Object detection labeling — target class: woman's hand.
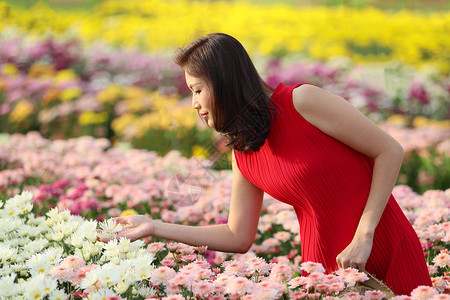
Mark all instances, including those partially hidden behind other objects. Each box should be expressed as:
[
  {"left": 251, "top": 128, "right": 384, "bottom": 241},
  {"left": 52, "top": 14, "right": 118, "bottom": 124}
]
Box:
[
  {"left": 336, "top": 233, "right": 374, "bottom": 271},
  {"left": 100, "top": 215, "right": 155, "bottom": 242}
]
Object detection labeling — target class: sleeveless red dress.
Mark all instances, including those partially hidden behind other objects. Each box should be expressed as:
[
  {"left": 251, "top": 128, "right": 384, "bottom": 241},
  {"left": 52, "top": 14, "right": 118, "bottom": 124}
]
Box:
[{"left": 234, "top": 83, "right": 432, "bottom": 295}]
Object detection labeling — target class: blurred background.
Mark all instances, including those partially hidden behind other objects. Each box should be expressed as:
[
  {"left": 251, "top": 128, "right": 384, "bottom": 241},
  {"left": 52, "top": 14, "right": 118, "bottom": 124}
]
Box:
[{"left": 0, "top": 0, "right": 449, "bottom": 193}]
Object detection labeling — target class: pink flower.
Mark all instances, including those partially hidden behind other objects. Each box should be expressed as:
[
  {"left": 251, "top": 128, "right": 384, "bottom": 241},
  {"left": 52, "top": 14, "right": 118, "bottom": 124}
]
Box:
[
  {"left": 225, "top": 276, "right": 254, "bottom": 295},
  {"left": 432, "top": 295, "right": 450, "bottom": 300},
  {"left": 49, "top": 265, "right": 75, "bottom": 282},
  {"left": 432, "top": 252, "right": 450, "bottom": 268},
  {"left": 147, "top": 242, "right": 166, "bottom": 254},
  {"left": 316, "top": 283, "right": 331, "bottom": 293},
  {"left": 270, "top": 264, "right": 293, "bottom": 281},
  {"left": 214, "top": 273, "right": 233, "bottom": 287},
  {"left": 363, "top": 290, "right": 386, "bottom": 300},
  {"left": 192, "top": 281, "right": 214, "bottom": 298},
  {"left": 61, "top": 256, "right": 85, "bottom": 269},
  {"left": 222, "top": 260, "right": 249, "bottom": 277},
  {"left": 290, "top": 291, "right": 308, "bottom": 299},
  {"left": 305, "top": 272, "right": 325, "bottom": 289},
  {"left": 169, "top": 273, "right": 194, "bottom": 288},
  {"left": 105, "top": 296, "right": 122, "bottom": 300},
  {"left": 71, "top": 264, "right": 97, "bottom": 286},
  {"left": 150, "top": 267, "right": 176, "bottom": 285},
  {"left": 289, "top": 276, "right": 307, "bottom": 289},
  {"left": 161, "top": 256, "right": 176, "bottom": 268},
  {"left": 162, "top": 295, "right": 184, "bottom": 300},
  {"left": 301, "top": 262, "right": 326, "bottom": 274},
  {"left": 329, "top": 282, "right": 345, "bottom": 293},
  {"left": 274, "top": 231, "right": 292, "bottom": 242},
  {"left": 247, "top": 257, "right": 270, "bottom": 276},
  {"left": 341, "top": 292, "right": 363, "bottom": 300},
  {"left": 410, "top": 285, "right": 439, "bottom": 300}
]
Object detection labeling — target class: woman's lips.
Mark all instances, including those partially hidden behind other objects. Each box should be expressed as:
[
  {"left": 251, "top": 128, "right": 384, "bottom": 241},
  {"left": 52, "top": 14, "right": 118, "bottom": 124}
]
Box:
[{"left": 200, "top": 113, "right": 208, "bottom": 119}]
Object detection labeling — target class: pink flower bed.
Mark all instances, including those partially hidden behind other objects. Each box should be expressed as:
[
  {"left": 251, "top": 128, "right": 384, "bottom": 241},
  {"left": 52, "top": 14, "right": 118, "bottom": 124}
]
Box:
[{"left": 0, "top": 132, "right": 449, "bottom": 298}]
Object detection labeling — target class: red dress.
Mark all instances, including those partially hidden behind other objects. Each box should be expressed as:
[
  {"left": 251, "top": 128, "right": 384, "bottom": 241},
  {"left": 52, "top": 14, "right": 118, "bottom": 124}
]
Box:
[{"left": 234, "top": 83, "right": 432, "bottom": 295}]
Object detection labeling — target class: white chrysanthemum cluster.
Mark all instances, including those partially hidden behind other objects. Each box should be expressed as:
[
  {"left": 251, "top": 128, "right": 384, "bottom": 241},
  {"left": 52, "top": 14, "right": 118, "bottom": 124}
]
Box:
[{"left": 0, "top": 191, "right": 156, "bottom": 299}]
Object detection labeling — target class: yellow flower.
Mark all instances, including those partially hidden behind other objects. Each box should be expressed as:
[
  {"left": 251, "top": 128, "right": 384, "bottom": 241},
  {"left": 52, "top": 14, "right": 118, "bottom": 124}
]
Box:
[
  {"left": 192, "top": 145, "right": 209, "bottom": 158},
  {"left": 9, "top": 100, "right": 34, "bottom": 123},
  {"left": 55, "top": 69, "right": 78, "bottom": 83},
  {"left": 28, "top": 63, "right": 55, "bottom": 78},
  {"left": 386, "top": 114, "right": 410, "bottom": 126},
  {"left": 1, "top": 63, "right": 18, "bottom": 76},
  {"left": 412, "top": 116, "right": 430, "bottom": 128},
  {"left": 120, "top": 209, "right": 138, "bottom": 217},
  {"left": 97, "top": 85, "right": 122, "bottom": 104},
  {"left": 42, "top": 88, "right": 61, "bottom": 105},
  {"left": 78, "top": 111, "right": 109, "bottom": 126},
  {"left": 60, "top": 86, "right": 82, "bottom": 102}
]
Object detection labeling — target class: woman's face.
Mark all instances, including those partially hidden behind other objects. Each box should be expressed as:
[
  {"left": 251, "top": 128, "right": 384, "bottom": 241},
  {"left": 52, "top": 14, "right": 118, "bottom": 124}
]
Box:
[{"left": 185, "top": 72, "right": 214, "bottom": 128}]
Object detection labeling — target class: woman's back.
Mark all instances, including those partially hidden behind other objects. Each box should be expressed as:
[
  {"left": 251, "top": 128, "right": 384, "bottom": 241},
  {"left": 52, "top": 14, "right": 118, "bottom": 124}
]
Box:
[{"left": 234, "top": 82, "right": 432, "bottom": 295}]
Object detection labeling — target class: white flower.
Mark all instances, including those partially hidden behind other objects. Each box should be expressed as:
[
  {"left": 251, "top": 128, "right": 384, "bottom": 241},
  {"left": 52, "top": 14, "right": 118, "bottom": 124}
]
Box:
[
  {"left": 25, "top": 250, "right": 62, "bottom": 276},
  {"left": 0, "top": 244, "right": 18, "bottom": 263},
  {"left": 21, "top": 274, "right": 53, "bottom": 300},
  {"left": 74, "top": 220, "right": 98, "bottom": 243},
  {"left": 87, "top": 288, "right": 121, "bottom": 300},
  {"left": 97, "top": 264, "right": 123, "bottom": 288},
  {"left": 23, "top": 239, "right": 49, "bottom": 255},
  {"left": 0, "top": 274, "right": 20, "bottom": 297},
  {"left": 80, "top": 268, "right": 100, "bottom": 289},
  {"left": 49, "top": 288, "right": 68, "bottom": 300},
  {"left": 1, "top": 191, "right": 33, "bottom": 218},
  {"left": 100, "top": 219, "right": 123, "bottom": 234}
]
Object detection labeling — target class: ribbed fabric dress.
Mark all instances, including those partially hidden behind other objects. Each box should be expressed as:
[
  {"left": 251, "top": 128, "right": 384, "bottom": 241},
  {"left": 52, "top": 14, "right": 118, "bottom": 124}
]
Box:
[{"left": 234, "top": 83, "right": 432, "bottom": 296}]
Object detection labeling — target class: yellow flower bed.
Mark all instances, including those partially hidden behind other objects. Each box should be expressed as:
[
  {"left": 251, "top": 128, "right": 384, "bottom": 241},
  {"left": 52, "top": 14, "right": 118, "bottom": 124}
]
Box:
[{"left": 1, "top": 1, "right": 449, "bottom": 71}]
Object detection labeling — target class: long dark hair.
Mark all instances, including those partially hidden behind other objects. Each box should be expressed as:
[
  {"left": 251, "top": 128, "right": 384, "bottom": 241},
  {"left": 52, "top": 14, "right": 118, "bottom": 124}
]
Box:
[{"left": 173, "top": 33, "right": 275, "bottom": 152}]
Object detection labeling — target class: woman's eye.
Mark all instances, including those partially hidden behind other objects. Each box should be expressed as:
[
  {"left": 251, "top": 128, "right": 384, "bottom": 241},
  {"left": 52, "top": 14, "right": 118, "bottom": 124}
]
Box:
[{"left": 194, "top": 90, "right": 201, "bottom": 95}]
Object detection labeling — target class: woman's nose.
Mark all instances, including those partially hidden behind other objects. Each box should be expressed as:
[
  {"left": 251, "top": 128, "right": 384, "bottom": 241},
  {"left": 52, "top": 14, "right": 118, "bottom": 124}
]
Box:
[{"left": 192, "top": 99, "right": 201, "bottom": 109}]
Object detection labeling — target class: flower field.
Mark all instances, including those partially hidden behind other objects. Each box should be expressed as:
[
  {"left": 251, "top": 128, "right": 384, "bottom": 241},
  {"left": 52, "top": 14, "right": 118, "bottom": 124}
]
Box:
[
  {"left": 0, "top": 132, "right": 449, "bottom": 299},
  {"left": 0, "top": 0, "right": 450, "bottom": 299}
]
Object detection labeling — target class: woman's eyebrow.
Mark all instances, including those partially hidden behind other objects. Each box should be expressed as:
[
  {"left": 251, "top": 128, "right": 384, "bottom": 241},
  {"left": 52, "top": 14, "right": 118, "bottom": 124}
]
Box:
[{"left": 189, "top": 82, "right": 201, "bottom": 89}]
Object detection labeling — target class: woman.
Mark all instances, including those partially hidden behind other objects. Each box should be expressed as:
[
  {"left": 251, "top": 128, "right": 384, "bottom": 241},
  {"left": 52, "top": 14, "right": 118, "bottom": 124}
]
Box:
[{"left": 109, "top": 33, "right": 432, "bottom": 295}]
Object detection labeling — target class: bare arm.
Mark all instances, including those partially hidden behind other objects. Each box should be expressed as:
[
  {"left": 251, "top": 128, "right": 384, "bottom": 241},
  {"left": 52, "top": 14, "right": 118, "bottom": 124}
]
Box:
[
  {"left": 292, "top": 84, "right": 404, "bottom": 270},
  {"left": 114, "top": 151, "right": 264, "bottom": 254}
]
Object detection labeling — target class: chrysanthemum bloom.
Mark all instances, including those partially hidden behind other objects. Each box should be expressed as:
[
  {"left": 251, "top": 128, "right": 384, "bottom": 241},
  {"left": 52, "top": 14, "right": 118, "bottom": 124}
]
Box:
[
  {"left": 161, "top": 256, "right": 176, "bottom": 268},
  {"left": 431, "top": 277, "right": 449, "bottom": 292},
  {"left": 341, "top": 292, "right": 363, "bottom": 300},
  {"left": 169, "top": 273, "right": 194, "bottom": 288},
  {"left": 305, "top": 272, "right": 325, "bottom": 289},
  {"left": 410, "top": 285, "right": 439, "bottom": 300},
  {"left": 147, "top": 242, "right": 166, "bottom": 254},
  {"left": 290, "top": 291, "right": 308, "bottom": 300},
  {"left": 390, "top": 296, "right": 412, "bottom": 300},
  {"left": 214, "top": 273, "right": 233, "bottom": 287},
  {"left": 247, "top": 256, "right": 270, "bottom": 276},
  {"left": 162, "top": 294, "right": 185, "bottom": 300},
  {"left": 192, "top": 281, "right": 214, "bottom": 298},
  {"left": 61, "top": 256, "right": 85, "bottom": 269},
  {"left": 49, "top": 265, "right": 75, "bottom": 282},
  {"left": 316, "top": 283, "right": 331, "bottom": 293},
  {"left": 432, "top": 295, "right": 450, "bottom": 300},
  {"left": 270, "top": 264, "right": 293, "bottom": 281},
  {"left": 222, "top": 260, "right": 249, "bottom": 277},
  {"left": 71, "top": 264, "right": 97, "bottom": 287},
  {"left": 301, "top": 262, "right": 326, "bottom": 274},
  {"left": 288, "top": 276, "right": 307, "bottom": 289},
  {"left": 433, "top": 252, "right": 450, "bottom": 268},
  {"left": 363, "top": 290, "right": 386, "bottom": 300},
  {"left": 150, "top": 266, "right": 176, "bottom": 285},
  {"left": 329, "top": 282, "right": 345, "bottom": 293},
  {"left": 225, "top": 276, "right": 254, "bottom": 295},
  {"left": 274, "top": 231, "right": 292, "bottom": 242}
]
